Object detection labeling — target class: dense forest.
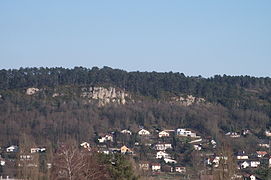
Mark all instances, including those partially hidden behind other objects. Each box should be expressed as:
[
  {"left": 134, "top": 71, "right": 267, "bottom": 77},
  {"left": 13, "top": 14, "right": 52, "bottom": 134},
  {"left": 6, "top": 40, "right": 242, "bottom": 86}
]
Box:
[{"left": 0, "top": 66, "right": 271, "bottom": 147}]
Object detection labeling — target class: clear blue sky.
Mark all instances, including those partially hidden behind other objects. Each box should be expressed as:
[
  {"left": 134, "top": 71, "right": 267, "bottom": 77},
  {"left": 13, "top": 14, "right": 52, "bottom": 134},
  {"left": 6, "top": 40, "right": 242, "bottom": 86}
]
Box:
[{"left": 0, "top": 1, "right": 270, "bottom": 77}]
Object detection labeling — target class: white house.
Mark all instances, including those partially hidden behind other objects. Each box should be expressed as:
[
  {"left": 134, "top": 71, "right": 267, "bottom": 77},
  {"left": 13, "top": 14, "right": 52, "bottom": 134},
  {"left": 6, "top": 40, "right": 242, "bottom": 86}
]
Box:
[
  {"left": 20, "top": 154, "right": 33, "bottom": 161},
  {"left": 250, "top": 175, "right": 256, "bottom": 180},
  {"left": 175, "top": 166, "right": 186, "bottom": 173},
  {"left": 240, "top": 161, "right": 250, "bottom": 169},
  {"left": 225, "top": 132, "right": 240, "bottom": 138},
  {"left": 98, "top": 134, "right": 113, "bottom": 143},
  {"left": 237, "top": 151, "right": 249, "bottom": 160},
  {"left": 210, "top": 156, "right": 228, "bottom": 167},
  {"left": 258, "top": 143, "right": 270, "bottom": 148},
  {"left": 265, "top": 130, "right": 271, "bottom": 137},
  {"left": 193, "top": 144, "right": 202, "bottom": 151},
  {"left": 0, "top": 158, "right": 5, "bottom": 166},
  {"left": 154, "top": 143, "right": 172, "bottom": 151},
  {"left": 80, "top": 142, "right": 91, "bottom": 151},
  {"left": 31, "top": 148, "right": 40, "bottom": 153},
  {"left": 164, "top": 158, "right": 177, "bottom": 164},
  {"left": 176, "top": 128, "right": 198, "bottom": 138},
  {"left": 158, "top": 131, "right": 170, "bottom": 138},
  {"left": 138, "top": 129, "right": 150, "bottom": 136},
  {"left": 156, "top": 151, "right": 171, "bottom": 159},
  {"left": 30, "top": 147, "right": 46, "bottom": 153},
  {"left": 237, "top": 155, "right": 249, "bottom": 160},
  {"left": 151, "top": 163, "right": 161, "bottom": 172},
  {"left": 6, "top": 145, "right": 18, "bottom": 153},
  {"left": 250, "top": 161, "right": 260, "bottom": 168},
  {"left": 121, "top": 129, "right": 132, "bottom": 135}
]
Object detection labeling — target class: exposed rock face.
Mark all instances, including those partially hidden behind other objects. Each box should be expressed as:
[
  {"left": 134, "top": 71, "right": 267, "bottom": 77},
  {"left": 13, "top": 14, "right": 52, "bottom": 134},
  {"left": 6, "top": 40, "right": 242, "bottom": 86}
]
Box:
[
  {"left": 52, "top": 93, "right": 60, "bottom": 97},
  {"left": 26, "top": 88, "right": 39, "bottom": 95},
  {"left": 171, "top": 95, "right": 205, "bottom": 106},
  {"left": 81, "top": 87, "right": 128, "bottom": 106}
]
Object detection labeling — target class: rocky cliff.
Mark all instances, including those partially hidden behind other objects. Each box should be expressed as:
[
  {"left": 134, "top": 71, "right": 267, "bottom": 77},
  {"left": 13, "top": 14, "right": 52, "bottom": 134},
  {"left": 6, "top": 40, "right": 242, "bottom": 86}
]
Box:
[
  {"left": 81, "top": 87, "right": 129, "bottom": 106},
  {"left": 171, "top": 95, "right": 205, "bottom": 106}
]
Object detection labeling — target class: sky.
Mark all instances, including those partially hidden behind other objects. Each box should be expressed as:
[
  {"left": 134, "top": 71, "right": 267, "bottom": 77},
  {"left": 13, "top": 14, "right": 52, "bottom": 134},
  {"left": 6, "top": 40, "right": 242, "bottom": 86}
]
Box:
[{"left": 0, "top": 1, "right": 271, "bottom": 77}]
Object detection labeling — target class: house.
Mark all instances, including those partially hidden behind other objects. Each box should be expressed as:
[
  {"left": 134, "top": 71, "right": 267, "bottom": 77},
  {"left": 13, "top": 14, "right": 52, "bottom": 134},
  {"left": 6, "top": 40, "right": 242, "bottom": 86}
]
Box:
[
  {"left": 175, "top": 166, "right": 186, "bottom": 173},
  {"left": 98, "top": 149, "right": 110, "bottom": 154},
  {"left": 154, "top": 143, "right": 172, "bottom": 151},
  {"left": 151, "top": 163, "right": 161, "bottom": 172},
  {"left": 158, "top": 131, "right": 170, "bottom": 138},
  {"left": 0, "top": 157, "right": 5, "bottom": 166},
  {"left": 256, "top": 151, "right": 267, "bottom": 158},
  {"left": 80, "top": 142, "right": 91, "bottom": 151},
  {"left": 258, "top": 143, "right": 270, "bottom": 148},
  {"left": 242, "top": 129, "right": 250, "bottom": 136},
  {"left": 176, "top": 128, "right": 198, "bottom": 138},
  {"left": 164, "top": 158, "right": 177, "bottom": 164},
  {"left": 138, "top": 129, "right": 150, "bottom": 136},
  {"left": 250, "top": 161, "right": 260, "bottom": 168},
  {"left": 98, "top": 134, "right": 113, "bottom": 143},
  {"left": 193, "top": 144, "right": 202, "bottom": 151},
  {"left": 6, "top": 145, "right": 18, "bottom": 153},
  {"left": 120, "top": 145, "right": 133, "bottom": 154},
  {"left": 208, "top": 156, "right": 228, "bottom": 167},
  {"left": 225, "top": 132, "right": 240, "bottom": 138},
  {"left": 265, "top": 130, "right": 271, "bottom": 137},
  {"left": 31, "top": 148, "right": 40, "bottom": 153},
  {"left": 240, "top": 161, "right": 250, "bottom": 169},
  {"left": 210, "top": 140, "right": 217, "bottom": 148},
  {"left": 237, "top": 151, "right": 249, "bottom": 160},
  {"left": 156, "top": 151, "right": 171, "bottom": 159},
  {"left": 121, "top": 129, "right": 132, "bottom": 135},
  {"left": 30, "top": 147, "right": 46, "bottom": 153},
  {"left": 20, "top": 154, "right": 33, "bottom": 161},
  {"left": 139, "top": 162, "right": 149, "bottom": 171},
  {"left": 250, "top": 175, "right": 256, "bottom": 180}
]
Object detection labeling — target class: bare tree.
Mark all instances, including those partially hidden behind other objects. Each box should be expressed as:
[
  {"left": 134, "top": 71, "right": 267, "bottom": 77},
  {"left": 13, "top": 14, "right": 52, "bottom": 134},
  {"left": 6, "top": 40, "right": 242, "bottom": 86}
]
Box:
[
  {"left": 51, "top": 142, "right": 84, "bottom": 180},
  {"left": 51, "top": 142, "right": 110, "bottom": 180}
]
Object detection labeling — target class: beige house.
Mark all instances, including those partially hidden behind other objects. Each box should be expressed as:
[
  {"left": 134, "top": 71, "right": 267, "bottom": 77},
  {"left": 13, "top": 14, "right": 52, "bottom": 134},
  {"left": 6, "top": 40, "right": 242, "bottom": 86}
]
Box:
[
  {"left": 158, "top": 131, "right": 170, "bottom": 138},
  {"left": 120, "top": 145, "right": 133, "bottom": 154}
]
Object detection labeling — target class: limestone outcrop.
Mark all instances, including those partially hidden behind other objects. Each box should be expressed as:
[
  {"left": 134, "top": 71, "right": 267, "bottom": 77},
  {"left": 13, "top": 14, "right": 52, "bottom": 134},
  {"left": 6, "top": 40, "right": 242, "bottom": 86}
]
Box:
[
  {"left": 81, "top": 87, "right": 128, "bottom": 106},
  {"left": 171, "top": 95, "right": 205, "bottom": 106},
  {"left": 26, "top": 88, "right": 39, "bottom": 95}
]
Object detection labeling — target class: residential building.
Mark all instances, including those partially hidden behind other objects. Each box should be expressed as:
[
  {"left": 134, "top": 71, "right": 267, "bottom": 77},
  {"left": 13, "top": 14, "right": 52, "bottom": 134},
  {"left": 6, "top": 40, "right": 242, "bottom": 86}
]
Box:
[
  {"left": 154, "top": 143, "right": 172, "bottom": 151},
  {"left": 121, "top": 129, "right": 132, "bottom": 135},
  {"left": 138, "top": 129, "right": 150, "bottom": 136},
  {"left": 158, "top": 131, "right": 170, "bottom": 138},
  {"left": 151, "top": 163, "right": 161, "bottom": 172},
  {"left": 156, "top": 151, "right": 171, "bottom": 159}
]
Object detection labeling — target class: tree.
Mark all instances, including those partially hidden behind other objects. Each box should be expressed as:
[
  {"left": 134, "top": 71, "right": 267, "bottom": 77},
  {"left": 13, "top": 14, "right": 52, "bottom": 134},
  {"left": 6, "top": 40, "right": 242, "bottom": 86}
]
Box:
[{"left": 51, "top": 142, "right": 110, "bottom": 180}]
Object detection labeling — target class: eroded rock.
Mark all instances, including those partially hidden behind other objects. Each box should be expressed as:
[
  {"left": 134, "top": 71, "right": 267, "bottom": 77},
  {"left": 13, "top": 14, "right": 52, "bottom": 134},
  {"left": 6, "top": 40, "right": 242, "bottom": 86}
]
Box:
[
  {"left": 26, "top": 88, "right": 39, "bottom": 95},
  {"left": 81, "top": 87, "right": 128, "bottom": 106}
]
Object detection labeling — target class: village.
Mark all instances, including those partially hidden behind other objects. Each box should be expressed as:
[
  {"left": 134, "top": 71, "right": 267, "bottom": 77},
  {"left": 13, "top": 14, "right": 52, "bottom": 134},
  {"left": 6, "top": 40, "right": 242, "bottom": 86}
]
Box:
[{"left": 1, "top": 128, "right": 271, "bottom": 180}]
